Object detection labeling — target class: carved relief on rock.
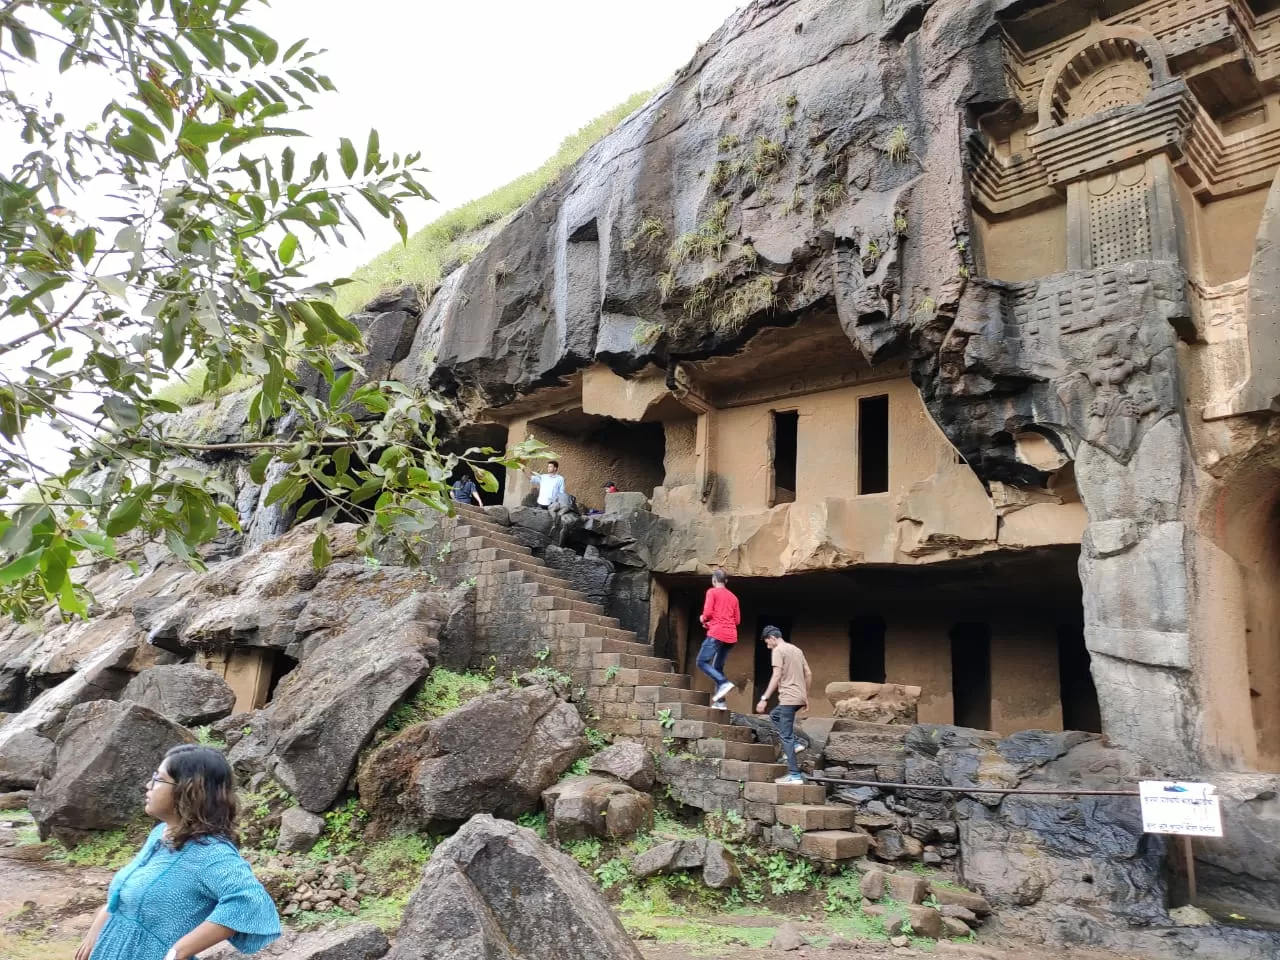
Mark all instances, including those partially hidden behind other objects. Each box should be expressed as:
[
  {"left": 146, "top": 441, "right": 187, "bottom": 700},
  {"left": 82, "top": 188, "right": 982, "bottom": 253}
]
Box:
[{"left": 1055, "top": 323, "right": 1165, "bottom": 460}]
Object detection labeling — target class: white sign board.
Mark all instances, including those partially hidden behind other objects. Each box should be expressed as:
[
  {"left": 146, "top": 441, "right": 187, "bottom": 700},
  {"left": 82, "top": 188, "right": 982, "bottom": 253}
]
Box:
[{"left": 1139, "top": 781, "right": 1222, "bottom": 837}]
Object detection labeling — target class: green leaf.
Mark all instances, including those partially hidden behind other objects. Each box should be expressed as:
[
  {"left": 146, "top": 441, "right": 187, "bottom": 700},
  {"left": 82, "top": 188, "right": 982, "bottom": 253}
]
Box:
[
  {"left": 59, "top": 574, "right": 88, "bottom": 618},
  {"left": 0, "top": 549, "right": 42, "bottom": 585},
  {"left": 103, "top": 396, "right": 141, "bottom": 429},
  {"left": 104, "top": 495, "right": 144, "bottom": 537},
  {"left": 312, "top": 531, "right": 331, "bottom": 569},
  {"left": 283, "top": 37, "right": 309, "bottom": 61},
  {"left": 73, "top": 227, "right": 97, "bottom": 266},
  {"left": 473, "top": 467, "right": 499, "bottom": 493},
  {"left": 328, "top": 369, "right": 354, "bottom": 408},
  {"left": 281, "top": 145, "right": 295, "bottom": 182},
  {"left": 248, "top": 451, "right": 273, "bottom": 484},
  {"left": 9, "top": 24, "right": 37, "bottom": 61},
  {"left": 109, "top": 127, "right": 160, "bottom": 164},
  {"left": 364, "top": 129, "right": 380, "bottom": 175},
  {"left": 279, "top": 232, "right": 299, "bottom": 265},
  {"left": 338, "top": 137, "right": 358, "bottom": 178}
]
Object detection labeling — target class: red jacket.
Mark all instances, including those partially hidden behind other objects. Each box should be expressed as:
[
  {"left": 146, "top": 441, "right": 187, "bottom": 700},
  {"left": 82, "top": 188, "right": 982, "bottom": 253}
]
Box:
[{"left": 701, "top": 587, "right": 740, "bottom": 643}]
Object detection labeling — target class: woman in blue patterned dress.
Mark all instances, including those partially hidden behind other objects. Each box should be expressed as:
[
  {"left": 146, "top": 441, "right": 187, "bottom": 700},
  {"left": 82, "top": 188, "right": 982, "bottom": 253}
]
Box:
[{"left": 75, "top": 744, "right": 281, "bottom": 960}]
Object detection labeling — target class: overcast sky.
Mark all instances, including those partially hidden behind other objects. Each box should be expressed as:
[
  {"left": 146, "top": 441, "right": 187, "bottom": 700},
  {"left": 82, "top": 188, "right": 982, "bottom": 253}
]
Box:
[
  {"left": 1, "top": 0, "right": 743, "bottom": 474},
  {"left": 254, "top": 0, "right": 745, "bottom": 283}
]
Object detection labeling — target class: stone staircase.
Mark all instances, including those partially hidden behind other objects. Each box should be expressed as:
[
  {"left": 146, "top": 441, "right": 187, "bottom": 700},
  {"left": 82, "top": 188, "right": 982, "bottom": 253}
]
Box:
[{"left": 444, "top": 502, "right": 868, "bottom": 866}]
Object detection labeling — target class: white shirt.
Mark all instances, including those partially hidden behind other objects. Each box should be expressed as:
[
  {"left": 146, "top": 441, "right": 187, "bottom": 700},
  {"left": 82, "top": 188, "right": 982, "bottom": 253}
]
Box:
[{"left": 534, "top": 472, "right": 566, "bottom": 507}]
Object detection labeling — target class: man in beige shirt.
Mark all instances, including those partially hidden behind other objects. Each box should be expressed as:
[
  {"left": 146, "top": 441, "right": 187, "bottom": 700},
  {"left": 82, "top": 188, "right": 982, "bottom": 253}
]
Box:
[{"left": 755, "top": 625, "right": 812, "bottom": 784}]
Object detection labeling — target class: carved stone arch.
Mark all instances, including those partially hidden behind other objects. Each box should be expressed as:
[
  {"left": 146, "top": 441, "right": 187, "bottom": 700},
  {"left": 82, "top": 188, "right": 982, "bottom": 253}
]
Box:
[{"left": 1034, "top": 27, "right": 1171, "bottom": 133}]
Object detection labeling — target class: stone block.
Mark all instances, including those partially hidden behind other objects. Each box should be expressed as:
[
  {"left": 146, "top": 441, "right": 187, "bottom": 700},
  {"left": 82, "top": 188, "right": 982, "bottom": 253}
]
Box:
[
  {"left": 743, "top": 782, "right": 827, "bottom": 804},
  {"left": 905, "top": 905, "right": 942, "bottom": 939},
  {"left": 746, "top": 801, "right": 776, "bottom": 825},
  {"left": 775, "top": 804, "right": 855, "bottom": 830},
  {"left": 860, "top": 868, "right": 888, "bottom": 901},
  {"left": 799, "top": 830, "right": 870, "bottom": 861},
  {"left": 942, "top": 917, "right": 972, "bottom": 939},
  {"left": 720, "top": 760, "right": 789, "bottom": 782},
  {"left": 694, "top": 740, "right": 777, "bottom": 762},
  {"left": 932, "top": 887, "right": 991, "bottom": 916},
  {"left": 887, "top": 873, "right": 929, "bottom": 904}
]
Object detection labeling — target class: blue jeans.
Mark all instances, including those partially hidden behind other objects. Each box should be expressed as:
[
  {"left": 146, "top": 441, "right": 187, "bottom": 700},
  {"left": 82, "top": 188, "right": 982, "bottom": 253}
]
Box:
[
  {"left": 770, "top": 704, "right": 802, "bottom": 775},
  {"left": 696, "top": 636, "right": 732, "bottom": 688}
]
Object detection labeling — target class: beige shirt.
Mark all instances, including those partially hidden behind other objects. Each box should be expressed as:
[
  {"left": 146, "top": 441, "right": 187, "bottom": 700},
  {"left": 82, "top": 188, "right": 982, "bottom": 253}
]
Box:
[{"left": 772, "top": 642, "right": 811, "bottom": 706}]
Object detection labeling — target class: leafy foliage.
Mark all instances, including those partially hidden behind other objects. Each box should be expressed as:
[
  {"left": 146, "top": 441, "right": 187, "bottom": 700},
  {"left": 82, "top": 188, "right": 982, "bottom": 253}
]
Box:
[
  {"left": 383, "top": 668, "right": 492, "bottom": 733},
  {"left": 0, "top": 0, "right": 549, "bottom": 620}
]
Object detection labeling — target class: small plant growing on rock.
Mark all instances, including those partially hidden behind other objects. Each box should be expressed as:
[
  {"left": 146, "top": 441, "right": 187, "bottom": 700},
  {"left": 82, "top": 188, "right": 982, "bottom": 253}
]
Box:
[
  {"left": 750, "top": 136, "right": 787, "bottom": 184},
  {"left": 535, "top": 646, "right": 551, "bottom": 662},
  {"left": 516, "top": 811, "right": 548, "bottom": 838},
  {"left": 914, "top": 295, "right": 937, "bottom": 320},
  {"left": 718, "top": 133, "right": 740, "bottom": 152},
  {"left": 815, "top": 180, "right": 848, "bottom": 216},
  {"left": 709, "top": 160, "right": 732, "bottom": 190},
  {"left": 566, "top": 838, "right": 603, "bottom": 868},
  {"left": 738, "top": 242, "right": 758, "bottom": 271},
  {"left": 711, "top": 276, "right": 777, "bottom": 335},
  {"left": 604, "top": 665, "right": 620, "bottom": 682},
  {"left": 658, "top": 270, "right": 678, "bottom": 302},
  {"left": 595, "top": 857, "right": 631, "bottom": 889},
  {"left": 784, "top": 93, "right": 799, "bottom": 110},
  {"left": 790, "top": 823, "right": 805, "bottom": 842},
  {"left": 658, "top": 708, "right": 675, "bottom": 729},
  {"left": 634, "top": 319, "right": 665, "bottom": 347},
  {"left": 895, "top": 212, "right": 909, "bottom": 234},
  {"left": 885, "top": 124, "right": 911, "bottom": 164},
  {"left": 625, "top": 216, "right": 667, "bottom": 253}
]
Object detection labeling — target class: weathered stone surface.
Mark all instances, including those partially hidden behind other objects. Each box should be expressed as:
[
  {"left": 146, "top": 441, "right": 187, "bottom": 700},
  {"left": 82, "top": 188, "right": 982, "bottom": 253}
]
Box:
[
  {"left": 0, "top": 789, "right": 33, "bottom": 810},
  {"left": 30, "top": 700, "right": 194, "bottom": 845},
  {"left": 587, "top": 739, "right": 656, "bottom": 791},
  {"left": 860, "top": 868, "right": 887, "bottom": 901},
  {"left": 228, "top": 593, "right": 438, "bottom": 812},
  {"left": 205, "top": 923, "right": 389, "bottom": 960},
  {"left": 121, "top": 663, "right": 236, "bottom": 726},
  {"left": 277, "top": 807, "right": 326, "bottom": 854},
  {"left": 542, "top": 775, "right": 653, "bottom": 842},
  {"left": 0, "top": 729, "right": 54, "bottom": 791},
  {"left": 771, "top": 922, "right": 806, "bottom": 951},
  {"left": 887, "top": 872, "right": 929, "bottom": 904},
  {"left": 1193, "top": 774, "right": 1280, "bottom": 926},
  {"left": 906, "top": 905, "right": 943, "bottom": 939},
  {"left": 388, "top": 814, "right": 642, "bottom": 960},
  {"left": 825, "top": 722, "right": 909, "bottom": 766},
  {"left": 942, "top": 916, "right": 972, "bottom": 939},
  {"left": 630, "top": 837, "right": 738, "bottom": 888},
  {"left": 359, "top": 684, "right": 583, "bottom": 833},
  {"left": 827, "top": 682, "right": 921, "bottom": 725}
]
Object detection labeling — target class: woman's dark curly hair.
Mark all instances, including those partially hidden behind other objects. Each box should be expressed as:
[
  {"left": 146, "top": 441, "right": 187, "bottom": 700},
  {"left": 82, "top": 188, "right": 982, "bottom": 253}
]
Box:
[{"left": 161, "top": 744, "right": 240, "bottom": 849}]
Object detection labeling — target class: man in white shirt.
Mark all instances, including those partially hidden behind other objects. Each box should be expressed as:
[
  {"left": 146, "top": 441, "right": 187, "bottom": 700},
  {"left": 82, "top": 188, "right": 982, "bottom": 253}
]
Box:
[{"left": 530, "top": 460, "right": 567, "bottom": 513}]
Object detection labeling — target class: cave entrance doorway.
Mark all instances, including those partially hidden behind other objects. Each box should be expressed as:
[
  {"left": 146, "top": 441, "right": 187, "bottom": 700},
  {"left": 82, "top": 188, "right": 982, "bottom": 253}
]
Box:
[
  {"left": 658, "top": 547, "right": 1085, "bottom": 730},
  {"left": 525, "top": 409, "right": 666, "bottom": 514}
]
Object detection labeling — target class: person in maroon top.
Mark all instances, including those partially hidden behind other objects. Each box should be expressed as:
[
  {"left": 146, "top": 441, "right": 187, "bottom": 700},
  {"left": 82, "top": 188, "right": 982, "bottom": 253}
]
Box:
[{"left": 697, "top": 568, "right": 741, "bottom": 709}]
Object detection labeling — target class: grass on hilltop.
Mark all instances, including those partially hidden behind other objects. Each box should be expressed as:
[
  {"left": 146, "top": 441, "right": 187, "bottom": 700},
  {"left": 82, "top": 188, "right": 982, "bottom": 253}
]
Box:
[{"left": 333, "top": 89, "right": 653, "bottom": 317}]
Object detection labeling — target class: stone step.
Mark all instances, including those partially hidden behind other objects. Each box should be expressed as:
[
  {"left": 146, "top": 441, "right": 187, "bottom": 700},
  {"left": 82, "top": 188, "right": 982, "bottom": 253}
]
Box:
[
  {"left": 774, "top": 804, "right": 856, "bottom": 830},
  {"left": 592, "top": 653, "right": 673, "bottom": 673},
  {"left": 475, "top": 544, "right": 536, "bottom": 563},
  {"left": 655, "top": 702, "right": 721, "bottom": 723},
  {"left": 743, "top": 781, "right": 827, "bottom": 805},
  {"left": 717, "top": 760, "right": 791, "bottom": 783},
  {"left": 538, "top": 596, "right": 606, "bottom": 616},
  {"left": 589, "top": 668, "right": 688, "bottom": 688},
  {"left": 510, "top": 579, "right": 581, "bottom": 602},
  {"left": 694, "top": 739, "right": 777, "bottom": 763},
  {"left": 634, "top": 686, "right": 710, "bottom": 706},
  {"left": 601, "top": 638, "right": 656, "bottom": 657},
  {"left": 798, "top": 830, "right": 870, "bottom": 862},
  {"left": 489, "top": 555, "right": 558, "bottom": 578},
  {"left": 501, "top": 567, "right": 582, "bottom": 592},
  {"left": 546, "top": 622, "right": 637, "bottom": 643},
  {"left": 660, "top": 719, "right": 755, "bottom": 742},
  {"left": 548, "top": 608, "right": 622, "bottom": 630},
  {"left": 453, "top": 524, "right": 529, "bottom": 548}
]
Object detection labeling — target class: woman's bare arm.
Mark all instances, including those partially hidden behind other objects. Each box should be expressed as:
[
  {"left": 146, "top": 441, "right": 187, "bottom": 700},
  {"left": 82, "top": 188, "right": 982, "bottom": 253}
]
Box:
[
  {"left": 170, "top": 921, "right": 235, "bottom": 959},
  {"left": 74, "top": 906, "right": 111, "bottom": 960}
]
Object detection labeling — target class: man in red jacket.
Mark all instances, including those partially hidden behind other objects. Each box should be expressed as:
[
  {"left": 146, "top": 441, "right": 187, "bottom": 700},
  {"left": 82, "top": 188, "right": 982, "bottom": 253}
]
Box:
[{"left": 697, "top": 568, "right": 740, "bottom": 709}]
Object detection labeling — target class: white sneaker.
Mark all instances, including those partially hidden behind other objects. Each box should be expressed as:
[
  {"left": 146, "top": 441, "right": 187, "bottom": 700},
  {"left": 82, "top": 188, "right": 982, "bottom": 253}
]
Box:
[
  {"left": 774, "top": 773, "right": 805, "bottom": 785},
  {"left": 711, "top": 701, "right": 728, "bottom": 711},
  {"left": 712, "top": 681, "right": 735, "bottom": 702}
]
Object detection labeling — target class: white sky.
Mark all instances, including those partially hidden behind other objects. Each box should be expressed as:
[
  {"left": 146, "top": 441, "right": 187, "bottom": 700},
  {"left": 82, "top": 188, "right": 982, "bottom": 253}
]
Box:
[
  {"left": 254, "top": 0, "right": 744, "bottom": 283},
  {"left": 1, "top": 0, "right": 743, "bottom": 476}
]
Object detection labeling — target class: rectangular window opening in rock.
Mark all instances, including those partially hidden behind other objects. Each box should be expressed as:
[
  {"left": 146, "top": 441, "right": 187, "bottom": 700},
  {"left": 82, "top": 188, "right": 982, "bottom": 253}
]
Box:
[
  {"left": 858, "top": 395, "right": 889, "bottom": 495},
  {"left": 769, "top": 410, "right": 798, "bottom": 506},
  {"left": 849, "top": 615, "right": 887, "bottom": 684},
  {"left": 950, "top": 622, "right": 992, "bottom": 731}
]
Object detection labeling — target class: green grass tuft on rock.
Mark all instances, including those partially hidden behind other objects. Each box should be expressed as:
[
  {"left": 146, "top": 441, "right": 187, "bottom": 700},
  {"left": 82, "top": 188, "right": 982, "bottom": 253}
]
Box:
[{"left": 334, "top": 90, "right": 654, "bottom": 316}]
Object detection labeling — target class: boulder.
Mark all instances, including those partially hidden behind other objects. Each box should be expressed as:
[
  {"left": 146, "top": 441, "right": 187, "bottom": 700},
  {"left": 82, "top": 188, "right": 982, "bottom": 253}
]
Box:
[
  {"left": 121, "top": 663, "right": 236, "bottom": 726},
  {"left": 887, "top": 872, "right": 928, "bottom": 904},
  {"left": 0, "top": 729, "right": 55, "bottom": 790},
  {"left": 587, "top": 739, "right": 656, "bottom": 791},
  {"left": 277, "top": 807, "right": 326, "bottom": 853},
  {"left": 941, "top": 917, "right": 973, "bottom": 939},
  {"left": 29, "top": 699, "right": 194, "bottom": 845},
  {"left": 203, "top": 923, "right": 389, "bottom": 959},
  {"left": 860, "top": 867, "right": 888, "bottom": 900},
  {"left": 358, "top": 684, "right": 583, "bottom": 834},
  {"left": 771, "top": 922, "right": 806, "bottom": 951},
  {"left": 0, "top": 789, "right": 33, "bottom": 810},
  {"left": 228, "top": 593, "right": 438, "bottom": 812},
  {"left": 827, "top": 682, "right": 921, "bottom": 725},
  {"left": 630, "top": 838, "right": 739, "bottom": 889},
  {"left": 542, "top": 775, "right": 652, "bottom": 842},
  {"left": 388, "top": 814, "right": 643, "bottom": 960}
]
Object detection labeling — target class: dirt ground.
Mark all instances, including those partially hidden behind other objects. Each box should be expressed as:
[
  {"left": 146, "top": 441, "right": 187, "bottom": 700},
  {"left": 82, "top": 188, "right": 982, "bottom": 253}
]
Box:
[{"left": 0, "top": 847, "right": 1154, "bottom": 960}]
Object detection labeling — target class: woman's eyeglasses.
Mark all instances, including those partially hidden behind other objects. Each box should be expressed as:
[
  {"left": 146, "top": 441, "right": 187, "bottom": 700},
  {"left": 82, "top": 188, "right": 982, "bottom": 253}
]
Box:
[{"left": 148, "top": 773, "right": 176, "bottom": 787}]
